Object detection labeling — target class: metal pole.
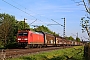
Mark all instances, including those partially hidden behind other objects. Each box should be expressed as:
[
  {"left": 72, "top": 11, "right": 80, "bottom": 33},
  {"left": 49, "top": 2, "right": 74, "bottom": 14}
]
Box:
[
  {"left": 63, "top": 18, "right": 65, "bottom": 37},
  {"left": 62, "top": 18, "right": 65, "bottom": 37},
  {"left": 24, "top": 18, "right": 27, "bottom": 29},
  {"left": 76, "top": 32, "right": 78, "bottom": 38}
]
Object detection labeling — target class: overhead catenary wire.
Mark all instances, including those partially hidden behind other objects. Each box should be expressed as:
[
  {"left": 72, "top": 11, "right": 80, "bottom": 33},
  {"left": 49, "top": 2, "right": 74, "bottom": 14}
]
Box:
[
  {"left": 2, "top": 0, "right": 50, "bottom": 25},
  {"left": 2, "top": 0, "right": 36, "bottom": 19},
  {"left": 11, "top": 0, "right": 52, "bottom": 20},
  {"left": 10, "top": 0, "right": 63, "bottom": 26},
  {"left": 51, "top": 19, "right": 63, "bottom": 27},
  {"left": 0, "top": 7, "right": 38, "bottom": 26},
  {"left": 1, "top": 0, "right": 42, "bottom": 24},
  {"left": 12, "top": 0, "right": 64, "bottom": 31},
  {"left": 2, "top": 0, "right": 63, "bottom": 34}
]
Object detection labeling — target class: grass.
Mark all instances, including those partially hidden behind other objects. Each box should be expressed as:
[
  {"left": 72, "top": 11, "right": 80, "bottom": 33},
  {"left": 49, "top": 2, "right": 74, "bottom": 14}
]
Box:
[{"left": 8, "top": 46, "right": 84, "bottom": 60}]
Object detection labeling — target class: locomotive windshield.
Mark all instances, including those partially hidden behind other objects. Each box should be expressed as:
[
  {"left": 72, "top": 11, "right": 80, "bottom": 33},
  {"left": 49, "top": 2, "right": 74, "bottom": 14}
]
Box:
[{"left": 18, "top": 32, "right": 28, "bottom": 36}]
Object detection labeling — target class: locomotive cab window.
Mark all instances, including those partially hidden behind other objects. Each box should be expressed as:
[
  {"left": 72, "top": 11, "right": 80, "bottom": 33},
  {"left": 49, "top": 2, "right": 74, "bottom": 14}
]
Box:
[
  {"left": 23, "top": 32, "right": 28, "bottom": 36},
  {"left": 18, "top": 32, "right": 28, "bottom": 36}
]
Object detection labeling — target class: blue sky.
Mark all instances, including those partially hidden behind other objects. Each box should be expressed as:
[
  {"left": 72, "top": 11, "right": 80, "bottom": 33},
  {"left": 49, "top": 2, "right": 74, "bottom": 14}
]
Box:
[{"left": 0, "top": 0, "right": 89, "bottom": 41}]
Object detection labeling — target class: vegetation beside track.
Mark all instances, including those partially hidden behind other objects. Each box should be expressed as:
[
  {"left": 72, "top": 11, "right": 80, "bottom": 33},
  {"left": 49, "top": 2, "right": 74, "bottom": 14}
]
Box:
[{"left": 8, "top": 46, "right": 84, "bottom": 60}]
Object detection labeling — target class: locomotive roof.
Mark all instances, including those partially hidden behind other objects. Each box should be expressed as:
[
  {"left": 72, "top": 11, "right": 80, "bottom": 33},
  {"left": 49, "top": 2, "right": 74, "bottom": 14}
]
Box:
[{"left": 18, "top": 30, "right": 64, "bottom": 38}]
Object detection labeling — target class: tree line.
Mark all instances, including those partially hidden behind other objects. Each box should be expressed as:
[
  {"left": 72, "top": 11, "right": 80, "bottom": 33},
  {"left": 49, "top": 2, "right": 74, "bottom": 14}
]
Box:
[
  {"left": 0, "top": 13, "right": 30, "bottom": 48},
  {"left": 0, "top": 13, "right": 80, "bottom": 48}
]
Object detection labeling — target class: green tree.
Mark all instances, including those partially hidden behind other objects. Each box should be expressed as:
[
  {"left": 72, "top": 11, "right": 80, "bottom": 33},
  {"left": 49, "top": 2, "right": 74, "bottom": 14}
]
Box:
[
  {"left": 77, "top": 0, "right": 90, "bottom": 40},
  {"left": 81, "top": 0, "right": 90, "bottom": 40},
  {"left": 76, "top": 37, "right": 80, "bottom": 42},
  {"left": 16, "top": 21, "right": 30, "bottom": 30},
  {"left": 73, "top": 0, "right": 90, "bottom": 40},
  {"left": 65, "top": 36, "right": 74, "bottom": 40},
  {"left": 0, "top": 13, "right": 16, "bottom": 46},
  {"left": 34, "top": 25, "right": 59, "bottom": 36},
  {"left": 81, "top": 17, "right": 90, "bottom": 40},
  {"left": 69, "top": 36, "right": 74, "bottom": 40},
  {"left": 0, "top": 13, "right": 30, "bottom": 48}
]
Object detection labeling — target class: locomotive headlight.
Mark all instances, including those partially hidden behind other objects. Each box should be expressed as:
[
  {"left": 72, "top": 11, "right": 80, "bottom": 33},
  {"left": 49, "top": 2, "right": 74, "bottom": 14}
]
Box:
[
  {"left": 18, "top": 38, "right": 21, "bottom": 40},
  {"left": 24, "top": 38, "right": 28, "bottom": 40}
]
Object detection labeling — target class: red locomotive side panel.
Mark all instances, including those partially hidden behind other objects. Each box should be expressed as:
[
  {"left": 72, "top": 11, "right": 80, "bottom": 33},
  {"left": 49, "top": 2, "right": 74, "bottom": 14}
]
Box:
[
  {"left": 28, "top": 31, "right": 44, "bottom": 44},
  {"left": 28, "top": 31, "right": 33, "bottom": 44}
]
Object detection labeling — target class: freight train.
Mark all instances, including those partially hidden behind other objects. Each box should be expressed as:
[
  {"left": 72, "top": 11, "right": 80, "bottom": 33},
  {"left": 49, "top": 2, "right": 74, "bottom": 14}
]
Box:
[{"left": 17, "top": 29, "right": 83, "bottom": 48}]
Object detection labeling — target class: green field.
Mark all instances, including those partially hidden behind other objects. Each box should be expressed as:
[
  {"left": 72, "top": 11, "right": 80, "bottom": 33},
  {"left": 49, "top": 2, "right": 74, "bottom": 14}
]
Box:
[{"left": 8, "top": 46, "right": 84, "bottom": 60}]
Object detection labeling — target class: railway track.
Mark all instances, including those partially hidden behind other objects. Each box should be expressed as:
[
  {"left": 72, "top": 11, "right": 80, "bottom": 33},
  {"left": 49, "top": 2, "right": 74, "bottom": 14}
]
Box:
[{"left": 0, "top": 46, "right": 72, "bottom": 59}]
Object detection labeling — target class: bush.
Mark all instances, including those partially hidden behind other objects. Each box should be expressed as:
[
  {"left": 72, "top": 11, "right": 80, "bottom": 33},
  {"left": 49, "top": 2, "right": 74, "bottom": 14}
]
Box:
[{"left": 5, "top": 42, "right": 18, "bottom": 49}]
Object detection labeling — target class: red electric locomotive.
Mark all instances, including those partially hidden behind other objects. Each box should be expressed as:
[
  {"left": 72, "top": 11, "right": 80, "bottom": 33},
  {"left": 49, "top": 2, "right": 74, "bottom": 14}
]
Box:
[{"left": 17, "top": 29, "right": 44, "bottom": 48}]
